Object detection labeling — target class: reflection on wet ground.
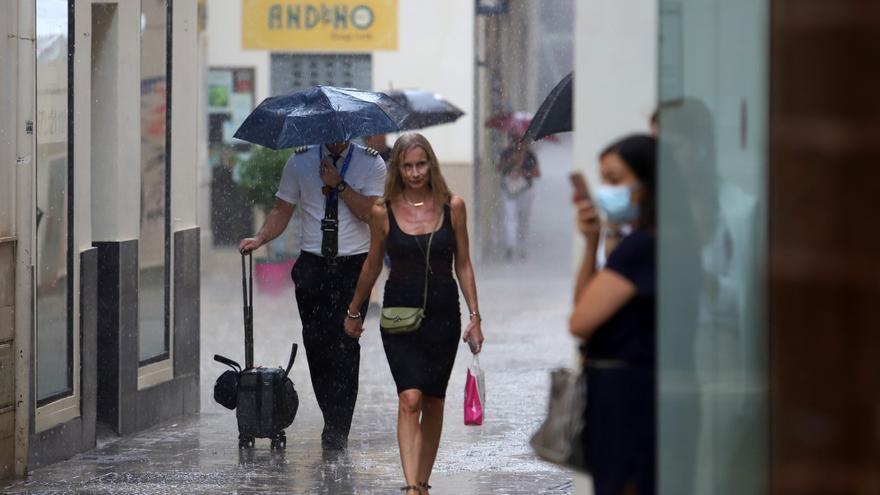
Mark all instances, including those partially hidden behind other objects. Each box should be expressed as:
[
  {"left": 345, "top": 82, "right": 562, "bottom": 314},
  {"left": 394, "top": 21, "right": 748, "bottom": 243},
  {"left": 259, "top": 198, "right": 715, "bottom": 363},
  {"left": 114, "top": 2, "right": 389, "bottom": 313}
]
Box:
[{"left": 3, "top": 138, "right": 579, "bottom": 494}]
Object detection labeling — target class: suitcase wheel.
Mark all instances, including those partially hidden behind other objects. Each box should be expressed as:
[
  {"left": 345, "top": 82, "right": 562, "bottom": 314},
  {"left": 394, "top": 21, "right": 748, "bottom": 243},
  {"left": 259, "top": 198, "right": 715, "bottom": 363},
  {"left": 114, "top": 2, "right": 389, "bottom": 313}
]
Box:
[
  {"left": 270, "top": 432, "right": 286, "bottom": 450},
  {"left": 238, "top": 434, "right": 255, "bottom": 449}
]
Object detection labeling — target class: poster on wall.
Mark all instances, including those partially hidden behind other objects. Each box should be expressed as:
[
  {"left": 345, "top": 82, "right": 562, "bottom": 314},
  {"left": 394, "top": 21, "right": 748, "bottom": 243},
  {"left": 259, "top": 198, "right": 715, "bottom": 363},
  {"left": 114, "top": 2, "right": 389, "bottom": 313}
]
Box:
[
  {"left": 208, "top": 68, "right": 255, "bottom": 158},
  {"left": 242, "top": 0, "right": 398, "bottom": 51}
]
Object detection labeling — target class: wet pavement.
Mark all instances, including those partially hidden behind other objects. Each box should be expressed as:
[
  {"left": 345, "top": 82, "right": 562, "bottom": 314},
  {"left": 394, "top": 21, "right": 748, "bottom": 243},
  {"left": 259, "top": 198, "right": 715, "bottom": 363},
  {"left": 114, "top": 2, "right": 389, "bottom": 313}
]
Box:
[{"left": 3, "top": 138, "right": 586, "bottom": 494}]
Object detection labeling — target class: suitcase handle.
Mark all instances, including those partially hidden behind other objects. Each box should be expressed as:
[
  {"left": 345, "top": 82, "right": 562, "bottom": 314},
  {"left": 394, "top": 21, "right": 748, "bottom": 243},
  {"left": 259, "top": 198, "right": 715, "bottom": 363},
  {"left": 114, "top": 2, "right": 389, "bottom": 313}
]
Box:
[
  {"left": 284, "top": 343, "right": 298, "bottom": 378},
  {"left": 241, "top": 250, "right": 254, "bottom": 369},
  {"left": 214, "top": 354, "right": 241, "bottom": 372}
]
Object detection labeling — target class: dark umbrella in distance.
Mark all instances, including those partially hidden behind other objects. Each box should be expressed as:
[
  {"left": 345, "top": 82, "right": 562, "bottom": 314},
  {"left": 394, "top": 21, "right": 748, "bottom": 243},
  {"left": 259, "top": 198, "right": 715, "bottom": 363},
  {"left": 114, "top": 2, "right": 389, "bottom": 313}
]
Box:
[
  {"left": 523, "top": 72, "right": 573, "bottom": 142},
  {"left": 388, "top": 89, "right": 465, "bottom": 130},
  {"left": 233, "top": 86, "right": 411, "bottom": 149}
]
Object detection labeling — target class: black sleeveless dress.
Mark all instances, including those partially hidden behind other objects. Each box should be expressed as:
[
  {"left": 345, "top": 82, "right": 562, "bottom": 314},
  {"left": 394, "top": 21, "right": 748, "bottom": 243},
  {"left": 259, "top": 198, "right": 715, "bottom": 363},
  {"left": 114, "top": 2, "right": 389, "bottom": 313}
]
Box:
[{"left": 382, "top": 203, "right": 461, "bottom": 398}]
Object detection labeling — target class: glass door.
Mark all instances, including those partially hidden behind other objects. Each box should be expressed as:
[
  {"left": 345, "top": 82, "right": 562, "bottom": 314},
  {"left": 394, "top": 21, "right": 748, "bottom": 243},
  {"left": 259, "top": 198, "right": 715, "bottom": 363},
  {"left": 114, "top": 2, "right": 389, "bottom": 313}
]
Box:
[
  {"left": 657, "top": 0, "right": 770, "bottom": 493},
  {"left": 35, "top": 0, "right": 73, "bottom": 407}
]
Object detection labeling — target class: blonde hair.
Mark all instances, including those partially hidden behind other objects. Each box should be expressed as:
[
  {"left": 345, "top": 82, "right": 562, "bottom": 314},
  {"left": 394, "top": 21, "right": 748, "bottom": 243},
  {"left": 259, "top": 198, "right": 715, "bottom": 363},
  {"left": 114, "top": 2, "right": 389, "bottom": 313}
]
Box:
[{"left": 384, "top": 133, "right": 452, "bottom": 218}]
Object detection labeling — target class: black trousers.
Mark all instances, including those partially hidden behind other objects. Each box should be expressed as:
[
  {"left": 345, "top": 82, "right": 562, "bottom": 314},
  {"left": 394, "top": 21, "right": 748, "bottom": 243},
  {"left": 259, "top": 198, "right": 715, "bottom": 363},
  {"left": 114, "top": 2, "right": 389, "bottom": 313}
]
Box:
[{"left": 292, "top": 251, "right": 368, "bottom": 440}]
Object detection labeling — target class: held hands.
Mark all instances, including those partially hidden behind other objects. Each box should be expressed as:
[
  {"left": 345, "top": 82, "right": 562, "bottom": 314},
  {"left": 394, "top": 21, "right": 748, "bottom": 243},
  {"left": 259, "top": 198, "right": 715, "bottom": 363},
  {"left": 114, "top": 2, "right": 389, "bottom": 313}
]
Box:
[
  {"left": 462, "top": 318, "right": 484, "bottom": 354},
  {"left": 320, "top": 159, "right": 343, "bottom": 188}
]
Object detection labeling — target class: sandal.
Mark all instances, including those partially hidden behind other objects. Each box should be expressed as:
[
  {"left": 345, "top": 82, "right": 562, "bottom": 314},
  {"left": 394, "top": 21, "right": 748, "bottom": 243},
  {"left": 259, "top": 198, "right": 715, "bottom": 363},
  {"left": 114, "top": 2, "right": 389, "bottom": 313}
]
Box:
[
  {"left": 400, "top": 485, "right": 422, "bottom": 493},
  {"left": 418, "top": 481, "right": 432, "bottom": 491}
]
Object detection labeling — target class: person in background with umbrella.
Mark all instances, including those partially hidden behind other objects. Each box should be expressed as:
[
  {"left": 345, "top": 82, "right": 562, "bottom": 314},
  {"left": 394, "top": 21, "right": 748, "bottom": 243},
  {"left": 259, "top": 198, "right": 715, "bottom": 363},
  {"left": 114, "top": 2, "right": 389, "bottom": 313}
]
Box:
[
  {"left": 497, "top": 132, "right": 541, "bottom": 260},
  {"left": 240, "top": 139, "right": 386, "bottom": 450}
]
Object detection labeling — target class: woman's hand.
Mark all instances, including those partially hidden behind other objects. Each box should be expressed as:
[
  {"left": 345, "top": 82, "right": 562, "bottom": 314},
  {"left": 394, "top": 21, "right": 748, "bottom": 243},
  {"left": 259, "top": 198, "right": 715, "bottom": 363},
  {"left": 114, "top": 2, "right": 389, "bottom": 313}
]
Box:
[
  {"left": 462, "top": 318, "right": 484, "bottom": 354},
  {"left": 574, "top": 199, "right": 602, "bottom": 246},
  {"left": 344, "top": 312, "right": 364, "bottom": 339}
]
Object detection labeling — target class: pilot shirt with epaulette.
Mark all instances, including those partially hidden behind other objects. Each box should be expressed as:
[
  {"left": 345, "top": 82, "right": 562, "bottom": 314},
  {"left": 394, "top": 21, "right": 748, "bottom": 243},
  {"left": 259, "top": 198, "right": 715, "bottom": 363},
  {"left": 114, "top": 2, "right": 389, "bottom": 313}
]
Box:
[{"left": 276, "top": 143, "right": 386, "bottom": 257}]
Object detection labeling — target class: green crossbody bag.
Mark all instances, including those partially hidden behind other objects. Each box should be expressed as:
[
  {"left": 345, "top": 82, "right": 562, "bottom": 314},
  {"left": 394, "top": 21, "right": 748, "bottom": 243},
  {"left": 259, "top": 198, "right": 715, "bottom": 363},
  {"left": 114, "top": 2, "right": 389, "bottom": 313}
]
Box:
[{"left": 380, "top": 223, "right": 436, "bottom": 334}]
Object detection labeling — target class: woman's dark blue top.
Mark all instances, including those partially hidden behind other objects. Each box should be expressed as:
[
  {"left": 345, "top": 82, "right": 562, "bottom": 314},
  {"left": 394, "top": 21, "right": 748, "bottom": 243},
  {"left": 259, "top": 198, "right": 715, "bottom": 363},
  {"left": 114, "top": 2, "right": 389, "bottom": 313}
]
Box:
[
  {"left": 582, "top": 229, "right": 657, "bottom": 495},
  {"left": 585, "top": 229, "right": 656, "bottom": 366}
]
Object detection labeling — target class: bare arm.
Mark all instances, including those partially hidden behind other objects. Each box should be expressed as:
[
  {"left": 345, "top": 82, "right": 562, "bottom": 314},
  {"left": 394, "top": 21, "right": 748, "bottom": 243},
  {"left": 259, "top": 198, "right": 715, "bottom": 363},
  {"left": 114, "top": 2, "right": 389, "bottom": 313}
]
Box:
[
  {"left": 569, "top": 269, "right": 636, "bottom": 339},
  {"left": 451, "top": 196, "right": 484, "bottom": 352},
  {"left": 340, "top": 189, "right": 381, "bottom": 222},
  {"left": 239, "top": 198, "right": 295, "bottom": 252},
  {"left": 573, "top": 199, "right": 601, "bottom": 302},
  {"left": 344, "top": 203, "right": 388, "bottom": 338}
]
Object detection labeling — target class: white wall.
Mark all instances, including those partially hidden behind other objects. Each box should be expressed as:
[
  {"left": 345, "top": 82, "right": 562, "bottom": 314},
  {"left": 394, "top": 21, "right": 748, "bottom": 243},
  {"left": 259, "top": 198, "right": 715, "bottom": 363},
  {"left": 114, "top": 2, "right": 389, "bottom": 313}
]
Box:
[
  {"left": 573, "top": 0, "right": 657, "bottom": 187},
  {"left": 372, "top": 0, "right": 473, "bottom": 164},
  {"left": 572, "top": 1, "right": 658, "bottom": 494},
  {"left": 171, "top": 0, "right": 200, "bottom": 229},
  {"left": 373, "top": 0, "right": 474, "bottom": 205},
  {"left": 205, "top": 0, "right": 271, "bottom": 102}
]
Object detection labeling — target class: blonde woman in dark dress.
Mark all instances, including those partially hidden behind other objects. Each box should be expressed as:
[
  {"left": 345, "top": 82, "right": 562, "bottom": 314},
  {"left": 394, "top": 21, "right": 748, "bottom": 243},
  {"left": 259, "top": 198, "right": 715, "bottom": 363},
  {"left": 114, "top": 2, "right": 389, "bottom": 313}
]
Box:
[{"left": 344, "top": 133, "right": 484, "bottom": 494}]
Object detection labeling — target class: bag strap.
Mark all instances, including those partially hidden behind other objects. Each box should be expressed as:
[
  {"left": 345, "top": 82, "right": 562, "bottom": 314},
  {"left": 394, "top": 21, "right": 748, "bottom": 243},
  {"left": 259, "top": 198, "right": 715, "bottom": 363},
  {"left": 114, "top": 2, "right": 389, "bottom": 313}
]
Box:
[
  {"left": 214, "top": 354, "right": 241, "bottom": 372},
  {"left": 420, "top": 216, "right": 438, "bottom": 312}
]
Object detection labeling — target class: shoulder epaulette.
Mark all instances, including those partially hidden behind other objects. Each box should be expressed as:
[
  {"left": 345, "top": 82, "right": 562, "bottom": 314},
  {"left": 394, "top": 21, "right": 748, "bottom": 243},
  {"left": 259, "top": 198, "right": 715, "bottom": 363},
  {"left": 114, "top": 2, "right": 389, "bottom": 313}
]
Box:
[
  {"left": 293, "top": 146, "right": 310, "bottom": 154},
  {"left": 364, "top": 147, "right": 380, "bottom": 157}
]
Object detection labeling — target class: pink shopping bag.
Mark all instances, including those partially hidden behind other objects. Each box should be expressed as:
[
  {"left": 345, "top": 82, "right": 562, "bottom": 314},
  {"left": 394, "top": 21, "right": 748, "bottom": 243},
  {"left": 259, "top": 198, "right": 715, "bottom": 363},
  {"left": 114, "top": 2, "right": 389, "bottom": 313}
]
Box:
[{"left": 464, "top": 355, "right": 485, "bottom": 426}]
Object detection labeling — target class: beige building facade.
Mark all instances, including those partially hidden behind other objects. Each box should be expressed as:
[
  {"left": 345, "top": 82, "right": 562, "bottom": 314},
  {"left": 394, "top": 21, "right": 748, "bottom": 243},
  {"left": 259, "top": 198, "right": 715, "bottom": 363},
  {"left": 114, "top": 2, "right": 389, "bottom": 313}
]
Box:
[{"left": 0, "top": 0, "right": 202, "bottom": 479}]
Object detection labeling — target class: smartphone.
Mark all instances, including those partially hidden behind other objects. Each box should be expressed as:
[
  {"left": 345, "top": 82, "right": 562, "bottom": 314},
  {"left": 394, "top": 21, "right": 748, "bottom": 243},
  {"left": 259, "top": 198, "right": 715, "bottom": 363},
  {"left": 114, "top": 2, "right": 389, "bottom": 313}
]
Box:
[{"left": 569, "top": 172, "right": 591, "bottom": 201}]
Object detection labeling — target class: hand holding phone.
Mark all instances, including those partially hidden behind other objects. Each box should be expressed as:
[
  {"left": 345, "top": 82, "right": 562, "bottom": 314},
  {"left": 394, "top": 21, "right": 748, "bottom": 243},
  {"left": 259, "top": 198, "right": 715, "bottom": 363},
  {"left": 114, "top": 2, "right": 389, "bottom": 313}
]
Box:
[
  {"left": 570, "top": 172, "right": 601, "bottom": 240},
  {"left": 569, "top": 172, "right": 591, "bottom": 201}
]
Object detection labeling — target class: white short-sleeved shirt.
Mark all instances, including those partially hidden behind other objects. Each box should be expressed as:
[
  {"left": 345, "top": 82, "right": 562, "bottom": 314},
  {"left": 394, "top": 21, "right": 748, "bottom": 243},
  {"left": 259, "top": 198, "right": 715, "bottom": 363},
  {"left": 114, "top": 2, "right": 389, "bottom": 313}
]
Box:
[{"left": 276, "top": 143, "right": 386, "bottom": 256}]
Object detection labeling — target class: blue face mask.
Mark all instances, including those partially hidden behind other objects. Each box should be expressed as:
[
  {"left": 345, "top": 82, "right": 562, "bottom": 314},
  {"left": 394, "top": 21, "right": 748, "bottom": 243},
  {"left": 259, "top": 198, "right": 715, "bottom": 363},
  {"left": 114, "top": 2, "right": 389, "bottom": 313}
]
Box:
[{"left": 595, "top": 184, "right": 640, "bottom": 223}]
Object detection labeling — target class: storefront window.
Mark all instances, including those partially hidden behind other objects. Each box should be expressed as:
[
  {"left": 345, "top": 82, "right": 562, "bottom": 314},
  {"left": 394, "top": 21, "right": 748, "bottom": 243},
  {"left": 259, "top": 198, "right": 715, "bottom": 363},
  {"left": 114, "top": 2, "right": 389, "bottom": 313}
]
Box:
[
  {"left": 657, "top": 1, "right": 770, "bottom": 493},
  {"left": 139, "top": 0, "right": 170, "bottom": 365},
  {"left": 35, "top": 0, "right": 73, "bottom": 404}
]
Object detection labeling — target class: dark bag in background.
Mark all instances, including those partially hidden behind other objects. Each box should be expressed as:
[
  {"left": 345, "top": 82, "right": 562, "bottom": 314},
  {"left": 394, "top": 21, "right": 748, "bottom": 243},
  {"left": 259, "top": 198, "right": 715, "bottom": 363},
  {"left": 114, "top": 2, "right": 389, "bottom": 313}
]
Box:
[{"left": 529, "top": 368, "right": 589, "bottom": 472}]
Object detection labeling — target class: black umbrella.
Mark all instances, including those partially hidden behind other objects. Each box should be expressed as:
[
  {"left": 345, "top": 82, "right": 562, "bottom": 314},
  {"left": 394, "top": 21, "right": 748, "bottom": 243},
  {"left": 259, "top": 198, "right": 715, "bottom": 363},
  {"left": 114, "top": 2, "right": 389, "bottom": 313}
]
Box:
[
  {"left": 523, "top": 72, "right": 573, "bottom": 142},
  {"left": 388, "top": 89, "right": 465, "bottom": 130},
  {"left": 233, "top": 86, "right": 411, "bottom": 149}
]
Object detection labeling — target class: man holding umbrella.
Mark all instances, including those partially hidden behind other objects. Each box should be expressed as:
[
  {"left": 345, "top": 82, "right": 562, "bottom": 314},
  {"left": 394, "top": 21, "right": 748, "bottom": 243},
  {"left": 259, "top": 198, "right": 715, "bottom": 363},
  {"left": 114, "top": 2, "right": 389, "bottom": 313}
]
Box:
[
  {"left": 237, "top": 86, "right": 407, "bottom": 450},
  {"left": 240, "top": 140, "right": 385, "bottom": 450}
]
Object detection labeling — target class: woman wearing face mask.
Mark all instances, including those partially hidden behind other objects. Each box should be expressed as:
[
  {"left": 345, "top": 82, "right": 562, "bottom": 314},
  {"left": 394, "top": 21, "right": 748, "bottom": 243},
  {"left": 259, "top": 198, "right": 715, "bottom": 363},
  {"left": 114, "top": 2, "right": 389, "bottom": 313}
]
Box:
[
  {"left": 593, "top": 140, "right": 644, "bottom": 267},
  {"left": 570, "top": 134, "right": 657, "bottom": 495},
  {"left": 344, "top": 133, "right": 483, "bottom": 495}
]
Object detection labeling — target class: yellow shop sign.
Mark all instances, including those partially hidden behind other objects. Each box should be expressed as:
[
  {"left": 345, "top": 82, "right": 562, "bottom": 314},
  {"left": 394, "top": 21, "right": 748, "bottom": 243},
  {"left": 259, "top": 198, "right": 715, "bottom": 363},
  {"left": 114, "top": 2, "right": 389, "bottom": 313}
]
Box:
[{"left": 242, "top": 0, "right": 398, "bottom": 51}]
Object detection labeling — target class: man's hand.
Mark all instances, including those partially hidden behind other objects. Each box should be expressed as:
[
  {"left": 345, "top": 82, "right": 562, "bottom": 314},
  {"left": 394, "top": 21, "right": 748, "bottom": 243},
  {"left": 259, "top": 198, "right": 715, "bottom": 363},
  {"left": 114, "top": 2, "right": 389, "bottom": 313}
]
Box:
[
  {"left": 239, "top": 236, "right": 263, "bottom": 253},
  {"left": 344, "top": 314, "right": 364, "bottom": 339},
  {"left": 320, "top": 159, "right": 342, "bottom": 188}
]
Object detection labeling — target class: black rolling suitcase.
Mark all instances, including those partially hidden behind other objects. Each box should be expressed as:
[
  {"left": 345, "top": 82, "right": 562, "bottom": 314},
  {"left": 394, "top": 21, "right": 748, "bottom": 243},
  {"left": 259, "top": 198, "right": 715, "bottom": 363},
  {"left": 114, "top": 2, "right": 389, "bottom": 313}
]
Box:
[{"left": 213, "top": 252, "right": 299, "bottom": 449}]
